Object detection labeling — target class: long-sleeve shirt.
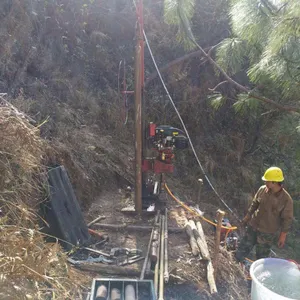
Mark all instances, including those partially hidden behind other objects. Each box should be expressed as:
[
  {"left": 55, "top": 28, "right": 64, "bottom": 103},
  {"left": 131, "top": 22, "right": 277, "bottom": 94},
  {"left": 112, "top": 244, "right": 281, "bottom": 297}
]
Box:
[{"left": 248, "top": 185, "right": 293, "bottom": 234}]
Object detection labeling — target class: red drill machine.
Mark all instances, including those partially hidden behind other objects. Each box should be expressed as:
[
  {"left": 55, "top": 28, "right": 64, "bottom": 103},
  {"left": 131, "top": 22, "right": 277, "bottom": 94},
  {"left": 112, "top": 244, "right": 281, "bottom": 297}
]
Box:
[{"left": 141, "top": 124, "right": 188, "bottom": 209}]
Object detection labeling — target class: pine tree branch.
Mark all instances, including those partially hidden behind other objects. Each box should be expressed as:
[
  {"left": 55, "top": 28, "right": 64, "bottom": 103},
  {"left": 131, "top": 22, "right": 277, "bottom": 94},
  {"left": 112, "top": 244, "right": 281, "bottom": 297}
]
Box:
[
  {"left": 193, "top": 41, "right": 300, "bottom": 113},
  {"left": 249, "top": 93, "right": 300, "bottom": 113},
  {"left": 145, "top": 47, "right": 210, "bottom": 86},
  {"left": 208, "top": 81, "right": 228, "bottom": 92},
  {"left": 207, "top": 42, "right": 222, "bottom": 57}
]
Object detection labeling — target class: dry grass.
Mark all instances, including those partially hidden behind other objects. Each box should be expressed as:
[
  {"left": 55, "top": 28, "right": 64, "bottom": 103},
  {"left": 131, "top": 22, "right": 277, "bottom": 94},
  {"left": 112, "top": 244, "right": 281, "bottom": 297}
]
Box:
[{"left": 0, "top": 106, "right": 87, "bottom": 299}]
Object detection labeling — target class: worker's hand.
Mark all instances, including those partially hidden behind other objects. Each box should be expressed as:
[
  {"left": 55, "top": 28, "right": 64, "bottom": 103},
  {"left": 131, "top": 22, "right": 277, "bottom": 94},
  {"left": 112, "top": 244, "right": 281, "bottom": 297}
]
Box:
[
  {"left": 278, "top": 232, "right": 287, "bottom": 248},
  {"left": 241, "top": 214, "right": 250, "bottom": 227}
]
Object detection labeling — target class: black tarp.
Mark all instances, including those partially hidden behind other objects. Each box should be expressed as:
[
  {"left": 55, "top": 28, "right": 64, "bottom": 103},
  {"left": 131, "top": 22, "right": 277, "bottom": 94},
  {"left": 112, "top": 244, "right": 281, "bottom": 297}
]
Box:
[{"left": 42, "top": 165, "right": 90, "bottom": 250}]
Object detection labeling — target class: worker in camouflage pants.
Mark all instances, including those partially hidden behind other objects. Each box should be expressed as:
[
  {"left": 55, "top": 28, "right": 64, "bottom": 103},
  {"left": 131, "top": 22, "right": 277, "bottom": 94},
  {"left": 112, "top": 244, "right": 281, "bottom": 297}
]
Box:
[
  {"left": 236, "top": 225, "right": 276, "bottom": 261},
  {"left": 235, "top": 167, "right": 293, "bottom": 262}
]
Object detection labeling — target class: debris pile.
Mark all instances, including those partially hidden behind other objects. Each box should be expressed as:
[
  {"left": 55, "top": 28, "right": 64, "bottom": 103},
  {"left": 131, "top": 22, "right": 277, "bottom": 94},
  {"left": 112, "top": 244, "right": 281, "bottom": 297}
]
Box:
[{"left": 0, "top": 104, "right": 86, "bottom": 299}]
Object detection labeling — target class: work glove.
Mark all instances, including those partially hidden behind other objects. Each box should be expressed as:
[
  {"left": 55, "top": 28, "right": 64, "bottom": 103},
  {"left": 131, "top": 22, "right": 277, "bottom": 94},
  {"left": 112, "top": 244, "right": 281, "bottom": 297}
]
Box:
[
  {"left": 241, "top": 214, "right": 250, "bottom": 227},
  {"left": 278, "top": 232, "right": 287, "bottom": 248}
]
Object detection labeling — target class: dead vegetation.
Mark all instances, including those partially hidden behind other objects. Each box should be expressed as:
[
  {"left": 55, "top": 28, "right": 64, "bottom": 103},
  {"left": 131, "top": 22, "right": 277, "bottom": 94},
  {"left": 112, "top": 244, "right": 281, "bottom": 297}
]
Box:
[
  {"left": 0, "top": 105, "right": 88, "bottom": 299},
  {"left": 0, "top": 1, "right": 299, "bottom": 299}
]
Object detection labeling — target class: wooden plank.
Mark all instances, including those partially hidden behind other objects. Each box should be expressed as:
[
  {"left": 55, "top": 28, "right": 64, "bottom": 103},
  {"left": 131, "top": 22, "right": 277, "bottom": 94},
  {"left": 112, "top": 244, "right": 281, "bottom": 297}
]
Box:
[
  {"left": 195, "top": 221, "right": 217, "bottom": 294},
  {"left": 207, "top": 260, "right": 218, "bottom": 294},
  {"left": 190, "top": 220, "right": 209, "bottom": 260},
  {"left": 214, "top": 210, "right": 225, "bottom": 281},
  {"left": 195, "top": 221, "right": 210, "bottom": 259},
  {"left": 184, "top": 218, "right": 200, "bottom": 256}
]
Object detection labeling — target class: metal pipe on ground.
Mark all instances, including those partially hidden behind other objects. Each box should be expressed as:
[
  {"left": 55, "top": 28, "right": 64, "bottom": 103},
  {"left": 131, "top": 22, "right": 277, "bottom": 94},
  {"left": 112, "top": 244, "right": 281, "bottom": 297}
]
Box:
[
  {"left": 158, "top": 215, "right": 165, "bottom": 300},
  {"left": 154, "top": 215, "right": 161, "bottom": 298},
  {"left": 92, "top": 223, "right": 184, "bottom": 233},
  {"left": 83, "top": 247, "right": 110, "bottom": 257},
  {"left": 164, "top": 209, "right": 169, "bottom": 283},
  {"left": 140, "top": 211, "right": 160, "bottom": 280}
]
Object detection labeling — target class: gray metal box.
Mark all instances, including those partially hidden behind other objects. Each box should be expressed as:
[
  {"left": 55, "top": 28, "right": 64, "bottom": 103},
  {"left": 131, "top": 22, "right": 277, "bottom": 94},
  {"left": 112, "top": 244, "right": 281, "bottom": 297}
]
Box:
[{"left": 90, "top": 278, "right": 155, "bottom": 300}]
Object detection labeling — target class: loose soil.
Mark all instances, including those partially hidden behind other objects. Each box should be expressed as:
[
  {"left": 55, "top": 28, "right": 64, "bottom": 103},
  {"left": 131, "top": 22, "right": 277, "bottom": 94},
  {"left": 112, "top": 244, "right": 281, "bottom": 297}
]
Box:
[{"left": 83, "top": 187, "right": 250, "bottom": 300}]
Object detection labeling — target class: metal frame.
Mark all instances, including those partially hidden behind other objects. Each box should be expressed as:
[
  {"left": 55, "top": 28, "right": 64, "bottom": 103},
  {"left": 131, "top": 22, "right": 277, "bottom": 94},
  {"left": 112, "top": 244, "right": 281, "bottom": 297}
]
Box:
[{"left": 90, "top": 278, "right": 155, "bottom": 300}]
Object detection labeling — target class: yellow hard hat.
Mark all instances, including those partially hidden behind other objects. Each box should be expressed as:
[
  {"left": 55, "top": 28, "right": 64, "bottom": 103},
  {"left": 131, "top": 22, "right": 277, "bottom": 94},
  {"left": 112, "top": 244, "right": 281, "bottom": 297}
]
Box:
[{"left": 262, "top": 167, "right": 284, "bottom": 182}]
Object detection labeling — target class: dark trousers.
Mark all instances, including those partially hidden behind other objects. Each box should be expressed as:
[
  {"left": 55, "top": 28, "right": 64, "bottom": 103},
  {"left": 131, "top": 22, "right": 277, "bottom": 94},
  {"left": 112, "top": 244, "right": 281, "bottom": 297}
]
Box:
[{"left": 235, "top": 226, "right": 275, "bottom": 262}]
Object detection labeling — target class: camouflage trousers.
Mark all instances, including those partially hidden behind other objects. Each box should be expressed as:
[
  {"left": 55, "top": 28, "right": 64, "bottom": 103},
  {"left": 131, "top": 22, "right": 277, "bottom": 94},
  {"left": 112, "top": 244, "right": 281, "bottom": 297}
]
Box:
[{"left": 235, "top": 226, "right": 276, "bottom": 262}]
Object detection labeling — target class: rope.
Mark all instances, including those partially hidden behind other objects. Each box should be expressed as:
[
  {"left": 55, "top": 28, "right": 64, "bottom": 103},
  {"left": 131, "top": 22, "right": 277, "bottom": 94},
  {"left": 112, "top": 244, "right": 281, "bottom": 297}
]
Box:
[
  {"left": 164, "top": 183, "right": 237, "bottom": 230},
  {"left": 143, "top": 29, "right": 240, "bottom": 221},
  {"left": 132, "top": 0, "right": 240, "bottom": 220},
  {"left": 165, "top": 183, "right": 258, "bottom": 281},
  {"left": 139, "top": 10, "right": 259, "bottom": 279}
]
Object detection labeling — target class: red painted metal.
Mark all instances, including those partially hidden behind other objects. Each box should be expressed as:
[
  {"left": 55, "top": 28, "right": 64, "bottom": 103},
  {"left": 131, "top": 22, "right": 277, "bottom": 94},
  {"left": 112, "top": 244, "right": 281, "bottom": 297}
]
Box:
[
  {"left": 149, "top": 123, "right": 156, "bottom": 137},
  {"left": 142, "top": 159, "right": 153, "bottom": 172},
  {"left": 153, "top": 160, "right": 174, "bottom": 174}
]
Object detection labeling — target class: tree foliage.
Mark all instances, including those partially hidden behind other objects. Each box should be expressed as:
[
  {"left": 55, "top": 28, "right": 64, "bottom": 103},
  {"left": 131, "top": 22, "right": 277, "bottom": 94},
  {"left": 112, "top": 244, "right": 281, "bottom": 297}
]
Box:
[
  {"left": 162, "top": 0, "right": 300, "bottom": 203},
  {"left": 164, "top": 0, "right": 196, "bottom": 49},
  {"left": 217, "top": 0, "right": 300, "bottom": 102}
]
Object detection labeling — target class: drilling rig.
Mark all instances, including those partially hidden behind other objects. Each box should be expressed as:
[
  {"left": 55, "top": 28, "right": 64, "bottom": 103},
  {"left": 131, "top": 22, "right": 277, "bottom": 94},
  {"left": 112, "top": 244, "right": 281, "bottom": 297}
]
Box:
[{"left": 119, "top": 0, "right": 188, "bottom": 213}]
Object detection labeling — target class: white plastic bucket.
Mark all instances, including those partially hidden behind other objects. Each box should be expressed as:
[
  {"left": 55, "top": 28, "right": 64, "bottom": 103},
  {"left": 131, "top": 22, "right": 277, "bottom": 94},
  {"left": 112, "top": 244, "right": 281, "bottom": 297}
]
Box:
[{"left": 250, "top": 258, "right": 300, "bottom": 300}]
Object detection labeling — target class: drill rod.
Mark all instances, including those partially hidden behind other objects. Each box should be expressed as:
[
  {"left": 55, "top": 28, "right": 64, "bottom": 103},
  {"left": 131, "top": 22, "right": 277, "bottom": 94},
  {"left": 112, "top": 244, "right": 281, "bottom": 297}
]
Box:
[
  {"left": 154, "top": 215, "right": 161, "bottom": 297},
  {"left": 158, "top": 215, "right": 165, "bottom": 300},
  {"left": 140, "top": 211, "right": 160, "bottom": 279},
  {"left": 164, "top": 208, "right": 169, "bottom": 283}
]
